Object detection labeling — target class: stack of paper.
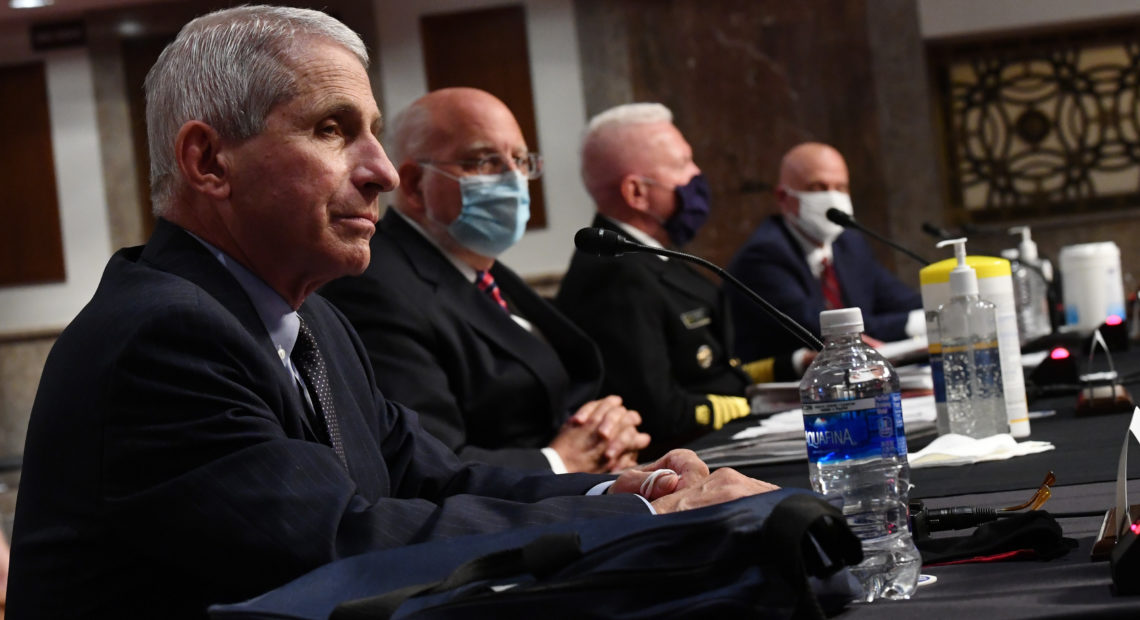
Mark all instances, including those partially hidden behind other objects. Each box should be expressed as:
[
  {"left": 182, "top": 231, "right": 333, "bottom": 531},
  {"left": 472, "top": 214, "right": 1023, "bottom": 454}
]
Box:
[{"left": 697, "top": 395, "right": 939, "bottom": 468}]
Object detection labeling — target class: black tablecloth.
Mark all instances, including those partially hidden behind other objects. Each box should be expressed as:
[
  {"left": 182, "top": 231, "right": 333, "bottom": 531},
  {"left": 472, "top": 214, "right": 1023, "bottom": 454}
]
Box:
[
  {"left": 686, "top": 350, "right": 1140, "bottom": 499},
  {"left": 837, "top": 481, "right": 1140, "bottom": 619},
  {"left": 697, "top": 409, "right": 1140, "bottom": 499}
]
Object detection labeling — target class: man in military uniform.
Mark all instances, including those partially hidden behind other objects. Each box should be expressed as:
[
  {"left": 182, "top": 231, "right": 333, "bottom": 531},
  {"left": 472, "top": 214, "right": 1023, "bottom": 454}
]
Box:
[{"left": 557, "top": 103, "right": 803, "bottom": 452}]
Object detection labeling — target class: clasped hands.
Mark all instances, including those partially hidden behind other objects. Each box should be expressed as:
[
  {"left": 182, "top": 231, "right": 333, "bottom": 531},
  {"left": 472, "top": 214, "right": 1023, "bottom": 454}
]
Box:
[
  {"left": 608, "top": 449, "right": 780, "bottom": 514},
  {"left": 549, "top": 395, "right": 649, "bottom": 473}
]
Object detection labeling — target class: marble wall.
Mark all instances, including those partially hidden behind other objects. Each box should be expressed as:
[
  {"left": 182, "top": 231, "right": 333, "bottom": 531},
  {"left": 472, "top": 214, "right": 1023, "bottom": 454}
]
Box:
[
  {"left": 0, "top": 336, "right": 51, "bottom": 459},
  {"left": 574, "top": 0, "right": 944, "bottom": 288}
]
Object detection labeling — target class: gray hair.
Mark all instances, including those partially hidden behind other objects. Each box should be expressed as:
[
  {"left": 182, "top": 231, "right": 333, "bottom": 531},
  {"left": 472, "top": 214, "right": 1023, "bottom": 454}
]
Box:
[
  {"left": 145, "top": 5, "right": 369, "bottom": 216},
  {"left": 580, "top": 102, "right": 673, "bottom": 197},
  {"left": 583, "top": 102, "right": 672, "bottom": 137}
]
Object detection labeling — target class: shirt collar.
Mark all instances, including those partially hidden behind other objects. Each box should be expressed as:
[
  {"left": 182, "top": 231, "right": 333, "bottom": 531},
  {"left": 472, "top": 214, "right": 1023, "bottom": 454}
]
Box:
[
  {"left": 602, "top": 215, "right": 668, "bottom": 261},
  {"left": 784, "top": 217, "right": 832, "bottom": 279},
  {"left": 392, "top": 208, "right": 481, "bottom": 283},
  {"left": 187, "top": 232, "right": 299, "bottom": 367}
]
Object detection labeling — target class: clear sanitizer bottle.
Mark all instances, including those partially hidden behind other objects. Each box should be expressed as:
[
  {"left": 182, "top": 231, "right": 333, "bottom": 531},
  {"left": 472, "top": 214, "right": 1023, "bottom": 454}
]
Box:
[
  {"left": 1007, "top": 226, "right": 1053, "bottom": 344},
  {"left": 937, "top": 238, "right": 1009, "bottom": 438},
  {"left": 799, "top": 307, "right": 920, "bottom": 602}
]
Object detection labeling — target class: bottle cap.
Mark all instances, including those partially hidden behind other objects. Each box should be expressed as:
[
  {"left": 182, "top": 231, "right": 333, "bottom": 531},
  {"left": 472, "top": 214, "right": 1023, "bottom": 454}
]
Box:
[
  {"left": 1009, "top": 226, "right": 1038, "bottom": 262},
  {"left": 937, "top": 237, "right": 978, "bottom": 297},
  {"left": 820, "top": 307, "right": 864, "bottom": 336}
]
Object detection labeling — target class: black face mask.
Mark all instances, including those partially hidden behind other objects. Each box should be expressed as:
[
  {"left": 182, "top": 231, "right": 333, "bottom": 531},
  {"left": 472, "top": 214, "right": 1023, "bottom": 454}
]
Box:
[{"left": 664, "top": 174, "right": 711, "bottom": 247}]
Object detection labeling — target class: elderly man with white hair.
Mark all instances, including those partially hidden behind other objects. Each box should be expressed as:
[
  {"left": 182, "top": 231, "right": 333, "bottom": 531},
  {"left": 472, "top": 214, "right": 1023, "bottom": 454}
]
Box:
[{"left": 557, "top": 103, "right": 800, "bottom": 453}]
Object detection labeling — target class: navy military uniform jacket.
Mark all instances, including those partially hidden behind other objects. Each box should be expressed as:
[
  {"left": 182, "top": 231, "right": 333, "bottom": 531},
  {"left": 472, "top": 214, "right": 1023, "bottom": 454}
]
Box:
[{"left": 556, "top": 215, "right": 750, "bottom": 450}]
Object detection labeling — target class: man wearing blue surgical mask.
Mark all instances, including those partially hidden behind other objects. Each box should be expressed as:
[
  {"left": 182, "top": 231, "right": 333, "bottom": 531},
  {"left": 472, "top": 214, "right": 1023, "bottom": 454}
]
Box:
[
  {"left": 726, "top": 142, "right": 924, "bottom": 360},
  {"left": 322, "top": 88, "right": 649, "bottom": 474},
  {"left": 558, "top": 103, "right": 801, "bottom": 453}
]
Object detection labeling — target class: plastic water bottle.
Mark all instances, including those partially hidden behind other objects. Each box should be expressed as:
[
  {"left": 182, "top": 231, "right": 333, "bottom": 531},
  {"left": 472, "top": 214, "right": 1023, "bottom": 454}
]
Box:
[{"left": 799, "top": 307, "right": 920, "bottom": 602}]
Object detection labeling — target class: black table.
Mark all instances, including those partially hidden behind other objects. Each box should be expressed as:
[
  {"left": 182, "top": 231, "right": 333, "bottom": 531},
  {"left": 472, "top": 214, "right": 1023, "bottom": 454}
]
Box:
[
  {"left": 844, "top": 481, "right": 1140, "bottom": 618},
  {"left": 685, "top": 350, "right": 1140, "bottom": 617}
]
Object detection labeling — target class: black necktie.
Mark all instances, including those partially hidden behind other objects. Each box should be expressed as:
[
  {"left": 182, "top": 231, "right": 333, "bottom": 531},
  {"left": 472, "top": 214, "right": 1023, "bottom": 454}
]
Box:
[{"left": 292, "top": 317, "right": 347, "bottom": 468}]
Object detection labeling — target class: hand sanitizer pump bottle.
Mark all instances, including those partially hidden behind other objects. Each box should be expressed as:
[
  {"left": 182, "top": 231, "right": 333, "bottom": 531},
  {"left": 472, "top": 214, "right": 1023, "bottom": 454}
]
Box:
[
  {"left": 937, "top": 238, "right": 1009, "bottom": 438},
  {"left": 1008, "top": 226, "right": 1053, "bottom": 343}
]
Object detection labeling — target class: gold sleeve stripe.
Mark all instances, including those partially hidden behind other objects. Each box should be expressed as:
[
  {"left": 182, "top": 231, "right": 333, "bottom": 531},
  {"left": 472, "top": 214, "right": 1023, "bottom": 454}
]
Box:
[
  {"left": 699, "top": 394, "right": 751, "bottom": 430},
  {"left": 695, "top": 404, "right": 711, "bottom": 426},
  {"left": 741, "top": 358, "right": 776, "bottom": 384}
]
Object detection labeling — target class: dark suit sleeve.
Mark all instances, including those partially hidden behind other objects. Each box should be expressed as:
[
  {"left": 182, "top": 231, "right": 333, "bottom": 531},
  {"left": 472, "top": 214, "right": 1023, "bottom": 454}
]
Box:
[
  {"left": 101, "top": 306, "right": 643, "bottom": 599},
  {"left": 837, "top": 235, "right": 923, "bottom": 342},
  {"left": 321, "top": 275, "right": 552, "bottom": 471},
  {"left": 862, "top": 261, "right": 922, "bottom": 341},
  {"left": 727, "top": 245, "right": 820, "bottom": 360}
]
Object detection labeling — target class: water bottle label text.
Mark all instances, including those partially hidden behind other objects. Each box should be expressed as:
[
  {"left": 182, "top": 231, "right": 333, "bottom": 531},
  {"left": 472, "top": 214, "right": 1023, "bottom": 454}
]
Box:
[{"left": 802, "top": 393, "right": 906, "bottom": 463}]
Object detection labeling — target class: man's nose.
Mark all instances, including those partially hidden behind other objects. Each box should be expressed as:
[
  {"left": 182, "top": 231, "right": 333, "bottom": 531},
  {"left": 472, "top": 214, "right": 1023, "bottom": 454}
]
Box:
[{"left": 355, "top": 134, "right": 399, "bottom": 193}]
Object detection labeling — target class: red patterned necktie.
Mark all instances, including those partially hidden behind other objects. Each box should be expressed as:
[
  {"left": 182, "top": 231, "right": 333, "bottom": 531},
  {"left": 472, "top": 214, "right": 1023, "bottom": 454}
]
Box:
[
  {"left": 820, "top": 257, "right": 843, "bottom": 310},
  {"left": 476, "top": 270, "right": 510, "bottom": 313}
]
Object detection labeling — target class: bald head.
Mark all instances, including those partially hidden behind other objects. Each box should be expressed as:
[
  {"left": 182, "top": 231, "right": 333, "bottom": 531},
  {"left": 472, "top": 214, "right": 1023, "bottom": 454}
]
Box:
[
  {"left": 778, "top": 142, "right": 849, "bottom": 194},
  {"left": 775, "top": 142, "right": 852, "bottom": 246},
  {"left": 387, "top": 87, "right": 529, "bottom": 269},
  {"left": 389, "top": 87, "right": 522, "bottom": 169}
]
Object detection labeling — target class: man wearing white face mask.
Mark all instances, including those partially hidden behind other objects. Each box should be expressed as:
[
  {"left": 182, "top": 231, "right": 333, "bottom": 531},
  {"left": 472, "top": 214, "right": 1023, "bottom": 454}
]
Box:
[
  {"left": 726, "top": 142, "right": 924, "bottom": 360},
  {"left": 322, "top": 88, "right": 649, "bottom": 474}
]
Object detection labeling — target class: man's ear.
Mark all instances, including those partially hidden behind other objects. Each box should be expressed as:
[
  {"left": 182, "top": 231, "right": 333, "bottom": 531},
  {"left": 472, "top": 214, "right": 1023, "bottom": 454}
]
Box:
[
  {"left": 175, "top": 121, "right": 229, "bottom": 200},
  {"left": 774, "top": 185, "right": 797, "bottom": 217},
  {"left": 619, "top": 174, "right": 651, "bottom": 212},
  {"left": 396, "top": 161, "right": 427, "bottom": 215}
]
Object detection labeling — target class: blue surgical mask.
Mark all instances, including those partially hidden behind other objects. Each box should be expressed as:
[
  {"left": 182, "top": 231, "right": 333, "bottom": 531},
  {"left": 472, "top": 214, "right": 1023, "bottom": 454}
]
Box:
[{"left": 425, "top": 167, "right": 531, "bottom": 257}]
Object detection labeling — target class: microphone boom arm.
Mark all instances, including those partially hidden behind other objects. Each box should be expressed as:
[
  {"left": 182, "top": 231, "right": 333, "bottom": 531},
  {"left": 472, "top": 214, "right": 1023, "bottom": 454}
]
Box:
[
  {"left": 827, "top": 208, "right": 930, "bottom": 266},
  {"left": 639, "top": 246, "right": 824, "bottom": 351}
]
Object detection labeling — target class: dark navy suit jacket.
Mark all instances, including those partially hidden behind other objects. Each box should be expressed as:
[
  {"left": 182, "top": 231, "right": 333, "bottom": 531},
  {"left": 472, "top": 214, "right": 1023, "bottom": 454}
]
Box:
[
  {"left": 726, "top": 215, "right": 922, "bottom": 360},
  {"left": 321, "top": 210, "right": 603, "bottom": 471},
  {"left": 7, "top": 219, "right": 642, "bottom": 619}
]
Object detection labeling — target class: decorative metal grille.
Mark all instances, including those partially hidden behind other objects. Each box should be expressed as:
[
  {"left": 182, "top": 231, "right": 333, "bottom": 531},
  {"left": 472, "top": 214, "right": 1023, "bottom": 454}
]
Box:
[{"left": 931, "top": 26, "right": 1140, "bottom": 221}]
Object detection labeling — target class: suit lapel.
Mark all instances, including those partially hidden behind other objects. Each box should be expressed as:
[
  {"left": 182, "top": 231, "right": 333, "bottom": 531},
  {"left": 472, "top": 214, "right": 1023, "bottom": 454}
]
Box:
[
  {"left": 140, "top": 218, "right": 324, "bottom": 444},
  {"left": 382, "top": 212, "right": 570, "bottom": 420},
  {"left": 594, "top": 216, "right": 716, "bottom": 308},
  {"left": 593, "top": 215, "right": 734, "bottom": 347},
  {"left": 774, "top": 216, "right": 826, "bottom": 308},
  {"left": 491, "top": 262, "right": 603, "bottom": 409}
]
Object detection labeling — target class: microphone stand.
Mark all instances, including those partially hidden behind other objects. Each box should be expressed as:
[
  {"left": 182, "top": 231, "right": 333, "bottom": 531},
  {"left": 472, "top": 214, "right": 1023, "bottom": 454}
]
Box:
[
  {"left": 827, "top": 209, "right": 931, "bottom": 266},
  {"left": 621, "top": 244, "right": 824, "bottom": 351}
]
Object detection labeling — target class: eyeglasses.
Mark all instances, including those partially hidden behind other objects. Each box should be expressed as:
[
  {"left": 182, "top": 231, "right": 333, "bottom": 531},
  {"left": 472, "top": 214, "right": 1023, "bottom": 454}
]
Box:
[
  {"left": 1001, "top": 470, "right": 1055, "bottom": 512},
  {"left": 419, "top": 152, "right": 544, "bottom": 180}
]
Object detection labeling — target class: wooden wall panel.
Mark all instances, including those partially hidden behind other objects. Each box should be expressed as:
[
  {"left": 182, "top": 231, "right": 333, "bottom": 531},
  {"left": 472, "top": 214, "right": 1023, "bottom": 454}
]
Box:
[
  {"left": 420, "top": 4, "right": 548, "bottom": 229},
  {"left": 0, "top": 62, "right": 65, "bottom": 286}
]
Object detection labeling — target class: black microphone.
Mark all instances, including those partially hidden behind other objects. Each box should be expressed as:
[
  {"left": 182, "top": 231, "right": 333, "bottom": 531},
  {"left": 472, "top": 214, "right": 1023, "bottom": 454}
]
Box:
[
  {"left": 573, "top": 227, "right": 823, "bottom": 351},
  {"left": 825, "top": 208, "right": 930, "bottom": 266},
  {"left": 921, "top": 222, "right": 954, "bottom": 241},
  {"left": 573, "top": 227, "right": 641, "bottom": 258}
]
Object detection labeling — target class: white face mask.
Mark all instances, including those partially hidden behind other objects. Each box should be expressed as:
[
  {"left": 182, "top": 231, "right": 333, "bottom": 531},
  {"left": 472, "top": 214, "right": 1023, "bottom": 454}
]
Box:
[{"left": 787, "top": 189, "right": 853, "bottom": 244}]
